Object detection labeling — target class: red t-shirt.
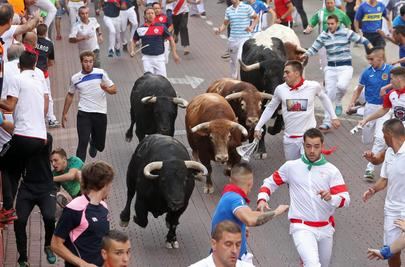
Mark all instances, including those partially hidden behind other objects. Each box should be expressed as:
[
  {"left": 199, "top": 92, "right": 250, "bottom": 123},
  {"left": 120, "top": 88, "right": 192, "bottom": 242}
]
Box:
[{"left": 274, "top": 0, "right": 292, "bottom": 22}]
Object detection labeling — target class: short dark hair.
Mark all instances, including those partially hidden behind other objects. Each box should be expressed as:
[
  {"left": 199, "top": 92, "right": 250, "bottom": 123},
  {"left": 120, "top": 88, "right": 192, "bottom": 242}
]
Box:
[
  {"left": 230, "top": 162, "right": 253, "bottom": 178},
  {"left": 51, "top": 147, "right": 68, "bottom": 159},
  {"left": 81, "top": 161, "right": 114, "bottom": 194},
  {"left": 78, "top": 5, "right": 88, "bottom": 14},
  {"left": 211, "top": 220, "right": 241, "bottom": 241},
  {"left": 383, "top": 118, "right": 405, "bottom": 137},
  {"left": 152, "top": 2, "right": 160, "bottom": 7},
  {"left": 394, "top": 26, "right": 405, "bottom": 37},
  {"left": 401, "top": 5, "right": 405, "bottom": 16},
  {"left": 80, "top": 50, "right": 95, "bottom": 62},
  {"left": 36, "top": 23, "right": 48, "bottom": 36},
  {"left": 144, "top": 6, "right": 154, "bottom": 15},
  {"left": 19, "top": 51, "right": 37, "bottom": 70},
  {"left": 285, "top": 60, "right": 304, "bottom": 76},
  {"left": 390, "top": 66, "right": 405, "bottom": 79},
  {"left": 327, "top": 14, "right": 339, "bottom": 23},
  {"left": 0, "top": 4, "right": 14, "bottom": 26},
  {"left": 303, "top": 128, "right": 324, "bottom": 143},
  {"left": 102, "top": 230, "right": 129, "bottom": 250}
]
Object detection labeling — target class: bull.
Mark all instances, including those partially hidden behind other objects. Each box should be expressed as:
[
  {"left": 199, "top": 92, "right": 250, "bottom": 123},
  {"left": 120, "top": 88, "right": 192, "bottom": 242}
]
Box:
[
  {"left": 207, "top": 78, "right": 272, "bottom": 142},
  {"left": 125, "top": 72, "right": 189, "bottom": 142},
  {"left": 239, "top": 24, "right": 307, "bottom": 157},
  {"left": 185, "top": 93, "right": 248, "bottom": 194},
  {"left": 119, "top": 134, "right": 207, "bottom": 249}
]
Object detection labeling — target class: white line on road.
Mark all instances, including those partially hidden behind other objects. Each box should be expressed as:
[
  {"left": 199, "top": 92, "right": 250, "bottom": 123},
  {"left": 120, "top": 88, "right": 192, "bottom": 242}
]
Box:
[
  {"left": 219, "top": 34, "right": 227, "bottom": 40},
  {"left": 206, "top": 20, "right": 213, "bottom": 26}
]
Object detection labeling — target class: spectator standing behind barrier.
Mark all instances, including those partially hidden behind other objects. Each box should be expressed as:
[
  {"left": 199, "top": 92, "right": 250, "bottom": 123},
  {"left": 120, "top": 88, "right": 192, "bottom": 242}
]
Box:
[
  {"left": 101, "top": 230, "right": 131, "bottom": 267},
  {"left": 302, "top": 15, "right": 372, "bottom": 132},
  {"left": 51, "top": 147, "right": 83, "bottom": 206},
  {"left": 190, "top": 221, "right": 255, "bottom": 267},
  {"left": 0, "top": 4, "right": 14, "bottom": 97},
  {"left": 362, "top": 119, "right": 405, "bottom": 267},
  {"left": 0, "top": 51, "right": 49, "bottom": 222},
  {"left": 51, "top": 161, "right": 114, "bottom": 267},
  {"left": 62, "top": 50, "right": 117, "bottom": 162},
  {"left": 211, "top": 163, "right": 289, "bottom": 264},
  {"left": 257, "top": 128, "right": 350, "bottom": 267},
  {"left": 133, "top": 6, "right": 179, "bottom": 77},
  {"left": 347, "top": 48, "right": 392, "bottom": 181},
  {"left": 354, "top": 0, "right": 392, "bottom": 50},
  {"left": 69, "top": 6, "right": 103, "bottom": 68},
  {"left": 214, "top": 0, "right": 258, "bottom": 79},
  {"left": 14, "top": 133, "right": 57, "bottom": 267}
]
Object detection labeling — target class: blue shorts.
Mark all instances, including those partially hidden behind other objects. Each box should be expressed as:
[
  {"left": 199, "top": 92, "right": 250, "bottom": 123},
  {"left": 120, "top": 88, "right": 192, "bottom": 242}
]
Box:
[{"left": 56, "top": 0, "right": 66, "bottom": 17}]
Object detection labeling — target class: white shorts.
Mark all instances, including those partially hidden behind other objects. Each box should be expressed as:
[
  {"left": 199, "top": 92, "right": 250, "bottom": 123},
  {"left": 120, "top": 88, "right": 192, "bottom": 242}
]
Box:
[{"left": 384, "top": 215, "right": 405, "bottom": 246}]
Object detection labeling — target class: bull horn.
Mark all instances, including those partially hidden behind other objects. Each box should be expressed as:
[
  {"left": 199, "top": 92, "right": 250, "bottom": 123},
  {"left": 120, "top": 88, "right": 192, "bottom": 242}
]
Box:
[
  {"left": 230, "top": 121, "right": 248, "bottom": 137},
  {"left": 225, "top": 92, "right": 244, "bottom": 101},
  {"left": 172, "top": 97, "right": 189, "bottom": 108},
  {"left": 184, "top": 161, "right": 208, "bottom": 181},
  {"left": 191, "top": 122, "right": 211, "bottom": 133},
  {"left": 239, "top": 59, "right": 261, "bottom": 72},
  {"left": 143, "top": 161, "right": 163, "bottom": 179},
  {"left": 260, "top": 92, "right": 273, "bottom": 100},
  {"left": 141, "top": 96, "right": 157, "bottom": 104},
  {"left": 296, "top": 47, "right": 307, "bottom": 53}
]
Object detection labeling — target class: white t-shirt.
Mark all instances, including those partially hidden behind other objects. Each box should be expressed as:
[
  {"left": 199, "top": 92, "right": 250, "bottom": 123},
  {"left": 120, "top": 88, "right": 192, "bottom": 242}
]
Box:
[
  {"left": 70, "top": 18, "right": 100, "bottom": 52},
  {"left": 69, "top": 68, "right": 114, "bottom": 114},
  {"left": 255, "top": 80, "right": 336, "bottom": 137},
  {"left": 7, "top": 70, "right": 47, "bottom": 140},
  {"left": 189, "top": 254, "right": 255, "bottom": 267},
  {"left": 1, "top": 25, "right": 17, "bottom": 63},
  {"left": 381, "top": 142, "right": 405, "bottom": 216}
]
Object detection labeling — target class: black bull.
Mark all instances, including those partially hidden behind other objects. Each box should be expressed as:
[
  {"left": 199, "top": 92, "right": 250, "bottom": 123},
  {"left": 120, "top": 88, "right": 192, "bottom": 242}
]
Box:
[
  {"left": 239, "top": 37, "right": 287, "bottom": 157},
  {"left": 119, "top": 134, "right": 207, "bottom": 248}
]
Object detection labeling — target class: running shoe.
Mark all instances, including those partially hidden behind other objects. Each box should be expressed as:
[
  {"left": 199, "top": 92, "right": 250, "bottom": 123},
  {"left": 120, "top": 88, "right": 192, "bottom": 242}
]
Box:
[
  {"left": 115, "top": 49, "right": 121, "bottom": 57},
  {"left": 108, "top": 49, "right": 114, "bottom": 57},
  {"left": 318, "top": 124, "right": 331, "bottom": 131},
  {"left": 44, "top": 246, "right": 57, "bottom": 264},
  {"left": 48, "top": 120, "right": 60, "bottom": 128},
  {"left": 89, "top": 142, "right": 97, "bottom": 158},
  {"left": 364, "top": 170, "right": 375, "bottom": 181},
  {"left": 335, "top": 105, "right": 343, "bottom": 117},
  {"left": 18, "top": 261, "right": 30, "bottom": 267}
]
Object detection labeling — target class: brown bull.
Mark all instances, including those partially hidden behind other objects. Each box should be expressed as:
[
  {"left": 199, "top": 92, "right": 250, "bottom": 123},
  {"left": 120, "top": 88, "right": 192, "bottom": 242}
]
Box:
[
  {"left": 207, "top": 78, "right": 272, "bottom": 141},
  {"left": 185, "top": 93, "right": 248, "bottom": 194}
]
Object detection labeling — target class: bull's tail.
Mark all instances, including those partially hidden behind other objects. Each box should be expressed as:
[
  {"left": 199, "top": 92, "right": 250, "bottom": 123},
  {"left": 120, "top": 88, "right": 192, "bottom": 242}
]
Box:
[{"left": 126, "top": 107, "right": 137, "bottom": 142}]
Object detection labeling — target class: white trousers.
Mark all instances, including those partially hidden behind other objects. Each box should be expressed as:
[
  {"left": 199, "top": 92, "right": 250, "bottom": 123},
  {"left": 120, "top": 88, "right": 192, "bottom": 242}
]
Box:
[
  {"left": 29, "top": 0, "right": 57, "bottom": 27},
  {"left": 120, "top": 7, "right": 138, "bottom": 46},
  {"left": 362, "top": 103, "right": 390, "bottom": 171},
  {"left": 142, "top": 54, "right": 167, "bottom": 77},
  {"left": 45, "top": 77, "right": 57, "bottom": 121},
  {"left": 67, "top": 1, "right": 83, "bottom": 34},
  {"left": 322, "top": 65, "right": 353, "bottom": 126},
  {"left": 103, "top": 15, "right": 121, "bottom": 51},
  {"left": 189, "top": 1, "right": 205, "bottom": 15},
  {"left": 228, "top": 37, "right": 248, "bottom": 79},
  {"left": 164, "top": 40, "right": 170, "bottom": 64},
  {"left": 384, "top": 215, "right": 405, "bottom": 246},
  {"left": 291, "top": 224, "right": 334, "bottom": 267},
  {"left": 283, "top": 135, "right": 303, "bottom": 161}
]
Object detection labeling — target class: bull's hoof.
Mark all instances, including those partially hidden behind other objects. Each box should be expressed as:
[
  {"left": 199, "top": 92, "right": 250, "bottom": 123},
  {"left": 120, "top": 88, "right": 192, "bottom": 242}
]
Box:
[
  {"left": 133, "top": 215, "right": 147, "bottom": 228},
  {"left": 203, "top": 185, "right": 214, "bottom": 194},
  {"left": 125, "top": 136, "right": 132, "bottom": 143},
  {"left": 254, "top": 152, "right": 267, "bottom": 159},
  {"left": 166, "top": 241, "right": 179, "bottom": 249},
  {"left": 119, "top": 220, "right": 129, "bottom": 227}
]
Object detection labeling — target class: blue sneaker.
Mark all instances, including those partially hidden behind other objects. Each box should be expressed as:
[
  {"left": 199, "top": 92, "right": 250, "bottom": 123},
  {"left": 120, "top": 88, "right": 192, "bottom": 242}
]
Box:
[
  {"left": 335, "top": 105, "right": 343, "bottom": 117},
  {"left": 115, "top": 49, "right": 121, "bottom": 57},
  {"left": 44, "top": 246, "right": 56, "bottom": 264},
  {"left": 108, "top": 49, "right": 114, "bottom": 57}
]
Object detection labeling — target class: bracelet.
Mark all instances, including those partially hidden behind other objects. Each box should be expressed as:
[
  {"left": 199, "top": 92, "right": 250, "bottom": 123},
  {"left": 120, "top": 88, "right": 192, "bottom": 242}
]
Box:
[{"left": 380, "top": 245, "right": 393, "bottom": 260}]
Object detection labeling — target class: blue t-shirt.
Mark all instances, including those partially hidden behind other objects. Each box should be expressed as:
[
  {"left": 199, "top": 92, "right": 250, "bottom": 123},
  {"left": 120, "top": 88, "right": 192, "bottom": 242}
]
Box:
[
  {"left": 393, "top": 15, "right": 405, "bottom": 27},
  {"left": 211, "top": 192, "right": 248, "bottom": 258},
  {"left": 359, "top": 64, "right": 393, "bottom": 105},
  {"left": 400, "top": 45, "right": 405, "bottom": 67},
  {"left": 355, "top": 2, "right": 387, "bottom": 33}
]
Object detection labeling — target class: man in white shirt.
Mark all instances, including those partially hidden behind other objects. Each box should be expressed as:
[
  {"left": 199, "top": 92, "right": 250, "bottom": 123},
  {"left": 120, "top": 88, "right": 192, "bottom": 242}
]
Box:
[
  {"left": 69, "top": 6, "right": 103, "bottom": 67},
  {"left": 0, "top": 50, "right": 49, "bottom": 220},
  {"left": 189, "top": 220, "right": 255, "bottom": 267},
  {"left": 62, "top": 50, "right": 117, "bottom": 161},
  {"left": 363, "top": 118, "right": 405, "bottom": 267},
  {"left": 254, "top": 60, "right": 340, "bottom": 160},
  {"left": 257, "top": 128, "right": 350, "bottom": 267}
]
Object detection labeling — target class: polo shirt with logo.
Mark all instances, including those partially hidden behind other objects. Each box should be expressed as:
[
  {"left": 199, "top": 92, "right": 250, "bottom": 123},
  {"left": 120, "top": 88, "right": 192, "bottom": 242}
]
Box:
[
  {"left": 355, "top": 2, "right": 387, "bottom": 33},
  {"left": 359, "top": 64, "right": 393, "bottom": 105},
  {"left": 133, "top": 23, "right": 171, "bottom": 56},
  {"left": 383, "top": 88, "right": 405, "bottom": 121}
]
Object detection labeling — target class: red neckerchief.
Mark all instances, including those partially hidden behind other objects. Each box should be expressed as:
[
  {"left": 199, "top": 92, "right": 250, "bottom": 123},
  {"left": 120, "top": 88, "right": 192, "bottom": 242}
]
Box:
[
  {"left": 289, "top": 78, "right": 305, "bottom": 91},
  {"left": 24, "top": 44, "right": 39, "bottom": 56},
  {"left": 222, "top": 184, "right": 250, "bottom": 204},
  {"left": 396, "top": 88, "right": 405, "bottom": 95}
]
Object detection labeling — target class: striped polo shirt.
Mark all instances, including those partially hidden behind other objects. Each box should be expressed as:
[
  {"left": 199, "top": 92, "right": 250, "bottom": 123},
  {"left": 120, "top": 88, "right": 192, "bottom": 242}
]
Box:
[
  {"left": 305, "top": 26, "right": 370, "bottom": 64},
  {"left": 225, "top": 2, "right": 255, "bottom": 39}
]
